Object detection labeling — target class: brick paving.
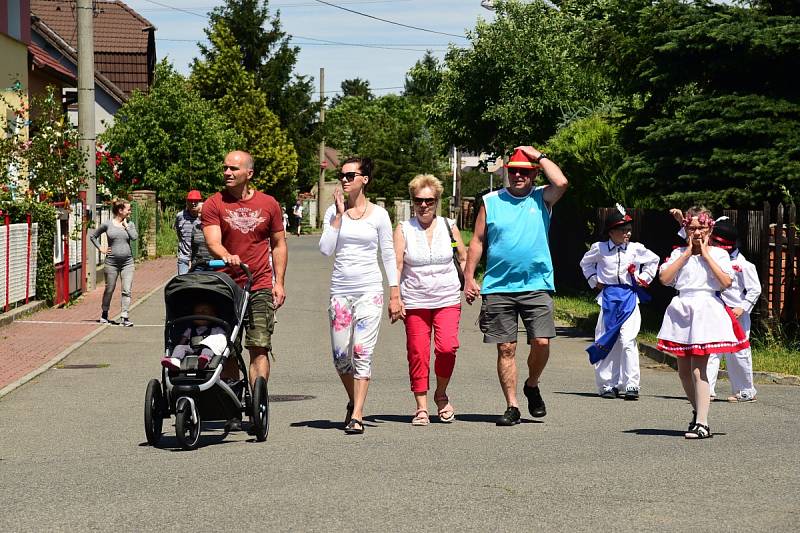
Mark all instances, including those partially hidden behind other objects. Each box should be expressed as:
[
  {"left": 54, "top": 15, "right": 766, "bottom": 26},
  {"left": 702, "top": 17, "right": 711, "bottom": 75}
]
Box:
[{"left": 0, "top": 256, "right": 175, "bottom": 394}]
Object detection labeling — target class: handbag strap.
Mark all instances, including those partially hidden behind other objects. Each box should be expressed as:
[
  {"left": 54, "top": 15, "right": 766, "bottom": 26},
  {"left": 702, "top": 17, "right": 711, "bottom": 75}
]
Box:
[{"left": 442, "top": 216, "right": 458, "bottom": 253}]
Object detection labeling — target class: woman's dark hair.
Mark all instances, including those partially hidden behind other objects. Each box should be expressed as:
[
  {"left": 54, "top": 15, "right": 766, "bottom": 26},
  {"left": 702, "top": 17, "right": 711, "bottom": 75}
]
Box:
[
  {"left": 112, "top": 199, "right": 129, "bottom": 216},
  {"left": 342, "top": 156, "right": 373, "bottom": 192}
]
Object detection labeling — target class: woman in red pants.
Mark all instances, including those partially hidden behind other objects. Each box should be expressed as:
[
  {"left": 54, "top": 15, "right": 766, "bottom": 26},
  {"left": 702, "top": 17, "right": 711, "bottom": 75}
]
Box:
[{"left": 391, "top": 174, "right": 466, "bottom": 425}]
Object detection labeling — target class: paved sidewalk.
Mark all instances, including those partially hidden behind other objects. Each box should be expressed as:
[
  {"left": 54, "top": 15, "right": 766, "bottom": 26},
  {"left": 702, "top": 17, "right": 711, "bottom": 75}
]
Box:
[{"left": 0, "top": 256, "right": 175, "bottom": 396}]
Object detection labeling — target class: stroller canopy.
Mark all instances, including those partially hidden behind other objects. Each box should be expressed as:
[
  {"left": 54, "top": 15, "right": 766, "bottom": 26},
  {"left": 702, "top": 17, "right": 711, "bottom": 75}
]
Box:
[{"left": 164, "top": 271, "right": 246, "bottom": 326}]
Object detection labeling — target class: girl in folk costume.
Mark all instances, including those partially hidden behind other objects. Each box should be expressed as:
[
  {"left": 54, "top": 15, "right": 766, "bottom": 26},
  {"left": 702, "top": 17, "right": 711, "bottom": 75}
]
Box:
[
  {"left": 658, "top": 207, "right": 749, "bottom": 439},
  {"left": 580, "top": 205, "right": 659, "bottom": 400},
  {"left": 706, "top": 219, "right": 761, "bottom": 403}
]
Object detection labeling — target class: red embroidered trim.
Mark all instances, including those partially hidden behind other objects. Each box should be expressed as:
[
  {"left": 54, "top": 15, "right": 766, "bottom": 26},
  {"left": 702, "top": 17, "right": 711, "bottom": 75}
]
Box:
[{"left": 657, "top": 338, "right": 750, "bottom": 356}]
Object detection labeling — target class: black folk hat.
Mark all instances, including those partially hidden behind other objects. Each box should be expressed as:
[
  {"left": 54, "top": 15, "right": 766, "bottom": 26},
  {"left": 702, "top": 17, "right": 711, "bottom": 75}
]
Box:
[
  {"left": 711, "top": 218, "right": 738, "bottom": 249},
  {"left": 605, "top": 204, "right": 633, "bottom": 233}
]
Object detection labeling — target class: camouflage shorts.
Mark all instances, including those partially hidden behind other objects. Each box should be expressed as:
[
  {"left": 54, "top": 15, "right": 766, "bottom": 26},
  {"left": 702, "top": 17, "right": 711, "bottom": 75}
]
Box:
[{"left": 245, "top": 289, "right": 275, "bottom": 350}]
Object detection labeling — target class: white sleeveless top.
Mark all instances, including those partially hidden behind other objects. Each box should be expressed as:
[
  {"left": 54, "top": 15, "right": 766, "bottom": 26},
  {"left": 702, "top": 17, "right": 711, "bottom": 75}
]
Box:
[{"left": 399, "top": 217, "right": 461, "bottom": 309}]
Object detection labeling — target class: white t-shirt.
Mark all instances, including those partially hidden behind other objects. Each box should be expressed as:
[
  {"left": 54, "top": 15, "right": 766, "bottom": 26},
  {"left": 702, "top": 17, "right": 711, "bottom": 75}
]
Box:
[
  {"left": 399, "top": 217, "right": 461, "bottom": 309},
  {"left": 293, "top": 204, "right": 304, "bottom": 217},
  {"left": 319, "top": 203, "right": 398, "bottom": 295}
]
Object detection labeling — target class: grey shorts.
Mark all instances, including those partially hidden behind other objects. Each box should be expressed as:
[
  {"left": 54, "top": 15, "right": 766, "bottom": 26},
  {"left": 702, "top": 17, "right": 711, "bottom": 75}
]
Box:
[
  {"left": 478, "top": 291, "right": 556, "bottom": 344},
  {"left": 245, "top": 289, "right": 275, "bottom": 350}
]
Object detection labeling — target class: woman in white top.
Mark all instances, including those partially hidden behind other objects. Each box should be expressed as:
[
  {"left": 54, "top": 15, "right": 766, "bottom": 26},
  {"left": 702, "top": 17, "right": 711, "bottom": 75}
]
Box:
[
  {"left": 319, "top": 157, "right": 401, "bottom": 434},
  {"left": 392, "top": 175, "right": 466, "bottom": 426},
  {"left": 658, "top": 207, "right": 748, "bottom": 440}
]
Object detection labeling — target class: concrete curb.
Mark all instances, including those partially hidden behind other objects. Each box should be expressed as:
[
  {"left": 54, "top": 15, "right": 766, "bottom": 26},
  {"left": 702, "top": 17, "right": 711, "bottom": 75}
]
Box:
[
  {"left": 0, "top": 300, "right": 50, "bottom": 329},
  {"left": 0, "top": 279, "right": 170, "bottom": 400},
  {"left": 557, "top": 312, "right": 800, "bottom": 387}
]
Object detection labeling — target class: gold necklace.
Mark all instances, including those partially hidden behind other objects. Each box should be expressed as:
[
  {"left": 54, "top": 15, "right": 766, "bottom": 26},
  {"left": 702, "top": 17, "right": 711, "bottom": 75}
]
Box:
[{"left": 347, "top": 201, "right": 369, "bottom": 221}]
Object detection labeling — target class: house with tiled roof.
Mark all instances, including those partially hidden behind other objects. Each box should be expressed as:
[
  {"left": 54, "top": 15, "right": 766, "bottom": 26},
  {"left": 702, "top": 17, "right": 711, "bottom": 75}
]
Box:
[{"left": 30, "top": 0, "right": 156, "bottom": 132}]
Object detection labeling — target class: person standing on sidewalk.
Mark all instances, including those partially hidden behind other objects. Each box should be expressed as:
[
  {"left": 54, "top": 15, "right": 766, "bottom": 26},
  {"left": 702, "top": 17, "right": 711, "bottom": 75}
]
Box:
[
  {"left": 90, "top": 199, "right": 138, "bottom": 327},
  {"left": 175, "top": 190, "right": 203, "bottom": 275},
  {"left": 292, "top": 199, "right": 304, "bottom": 236},
  {"left": 202, "top": 150, "right": 287, "bottom": 391},
  {"left": 463, "top": 146, "right": 568, "bottom": 426},
  {"left": 392, "top": 174, "right": 466, "bottom": 426},
  {"left": 319, "top": 156, "right": 401, "bottom": 435}
]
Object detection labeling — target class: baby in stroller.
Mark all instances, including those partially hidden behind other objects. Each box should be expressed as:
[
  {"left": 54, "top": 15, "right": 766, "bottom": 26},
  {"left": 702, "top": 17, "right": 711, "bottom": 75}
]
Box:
[{"left": 161, "top": 301, "right": 226, "bottom": 371}]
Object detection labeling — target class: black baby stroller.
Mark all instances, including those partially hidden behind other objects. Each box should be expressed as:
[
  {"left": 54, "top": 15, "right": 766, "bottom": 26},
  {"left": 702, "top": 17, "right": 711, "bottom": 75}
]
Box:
[{"left": 143, "top": 260, "right": 269, "bottom": 450}]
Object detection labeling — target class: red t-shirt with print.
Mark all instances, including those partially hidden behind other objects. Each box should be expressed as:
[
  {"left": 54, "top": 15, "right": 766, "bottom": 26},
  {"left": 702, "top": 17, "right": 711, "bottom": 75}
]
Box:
[{"left": 202, "top": 190, "right": 283, "bottom": 291}]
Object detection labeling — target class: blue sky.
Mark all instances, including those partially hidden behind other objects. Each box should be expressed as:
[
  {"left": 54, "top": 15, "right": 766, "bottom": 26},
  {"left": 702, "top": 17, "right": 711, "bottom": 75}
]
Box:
[{"left": 125, "top": 0, "right": 495, "bottom": 97}]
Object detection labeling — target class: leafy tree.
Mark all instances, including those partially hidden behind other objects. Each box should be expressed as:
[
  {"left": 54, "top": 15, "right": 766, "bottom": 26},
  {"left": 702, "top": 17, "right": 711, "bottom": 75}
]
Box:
[
  {"left": 331, "top": 78, "right": 373, "bottom": 107},
  {"left": 404, "top": 51, "right": 443, "bottom": 101},
  {"left": 324, "top": 95, "right": 445, "bottom": 200},
  {"left": 191, "top": 20, "right": 298, "bottom": 200},
  {"left": 544, "top": 113, "right": 633, "bottom": 208},
  {"left": 428, "top": 0, "right": 612, "bottom": 153},
  {"left": 205, "top": 0, "right": 319, "bottom": 193},
  {"left": 594, "top": 0, "right": 800, "bottom": 208},
  {"left": 100, "top": 60, "right": 240, "bottom": 206}
]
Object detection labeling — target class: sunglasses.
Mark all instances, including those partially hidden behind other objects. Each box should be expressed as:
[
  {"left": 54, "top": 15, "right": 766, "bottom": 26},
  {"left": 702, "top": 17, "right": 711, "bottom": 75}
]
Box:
[
  {"left": 413, "top": 197, "right": 437, "bottom": 206},
  {"left": 508, "top": 168, "right": 534, "bottom": 176},
  {"left": 339, "top": 172, "right": 364, "bottom": 182}
]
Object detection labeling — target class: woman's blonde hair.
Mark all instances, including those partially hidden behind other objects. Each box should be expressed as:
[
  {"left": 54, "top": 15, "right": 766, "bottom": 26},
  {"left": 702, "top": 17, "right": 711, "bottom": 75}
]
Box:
[{"left": 408, "top": 174, "right": 443, "bottom": 198}]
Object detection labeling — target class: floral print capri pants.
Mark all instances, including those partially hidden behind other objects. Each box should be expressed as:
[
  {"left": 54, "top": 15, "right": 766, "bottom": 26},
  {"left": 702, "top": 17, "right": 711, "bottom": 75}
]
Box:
[{"left": 328, "top": 293, "right": 384, "bottom": 379}]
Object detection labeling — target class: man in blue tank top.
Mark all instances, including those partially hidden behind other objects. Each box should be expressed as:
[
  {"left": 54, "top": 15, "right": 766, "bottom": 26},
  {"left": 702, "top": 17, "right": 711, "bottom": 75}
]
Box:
[{"left": 464, "top": 145, "right": 568, "bottom": 426}]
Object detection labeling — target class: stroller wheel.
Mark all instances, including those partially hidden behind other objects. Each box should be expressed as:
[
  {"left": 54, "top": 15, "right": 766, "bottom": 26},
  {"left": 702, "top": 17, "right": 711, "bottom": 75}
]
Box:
[
  {"left": 144, "top": 379, "right": 164, "bottom": 445},
  {"left": 251, "top": 377, "right": 269, "bottom": 442},
  {"left": 175, "top": 398, "right": 201, "bottom": 450}
]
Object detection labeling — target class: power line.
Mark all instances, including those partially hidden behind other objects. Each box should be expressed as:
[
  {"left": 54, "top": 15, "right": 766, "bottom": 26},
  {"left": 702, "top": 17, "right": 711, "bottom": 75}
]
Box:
[
  {"left": 138, "top": 0, "right": 208, "bottom": 18},
  {"left": 312, "top": 0, "right": 468, "bottom": 39},
  {"left": 311, "top": 85, "right": 405, "bottom": 95},
  {"left": 138, "top": 0, "right": 413, "bottom": 11},
  {"left": 156, "top": 35, "right": 448, "bottom": 52}
]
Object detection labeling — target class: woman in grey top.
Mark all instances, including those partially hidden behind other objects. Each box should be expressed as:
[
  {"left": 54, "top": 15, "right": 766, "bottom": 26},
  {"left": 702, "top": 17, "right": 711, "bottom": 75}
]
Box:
[{"left": 90, "top": 199, "right": 138, "bottom": 326}]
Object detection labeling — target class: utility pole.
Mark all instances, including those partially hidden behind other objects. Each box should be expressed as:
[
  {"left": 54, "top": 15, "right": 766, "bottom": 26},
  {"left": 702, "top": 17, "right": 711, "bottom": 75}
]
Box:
[
  {"left": 317, "top": 67, "right": 326, "bottom": 224},
  {"left": 77, "top": 0, "right": 97, "bottom": 290}
]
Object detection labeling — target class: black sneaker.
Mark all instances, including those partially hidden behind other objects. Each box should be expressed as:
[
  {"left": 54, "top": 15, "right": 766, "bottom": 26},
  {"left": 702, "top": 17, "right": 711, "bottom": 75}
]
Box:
[
  {"left": 121, "top": 318, "right": 133, "bottom": 327},
  {"left": 523, "top": 382, "right": 547, "bottom": 417},
  {"left": 624, "top": 388, "right": 639, "bottom": 401},
  {"left": 496, "top": 406, "right": 521, "bottom": 426}
]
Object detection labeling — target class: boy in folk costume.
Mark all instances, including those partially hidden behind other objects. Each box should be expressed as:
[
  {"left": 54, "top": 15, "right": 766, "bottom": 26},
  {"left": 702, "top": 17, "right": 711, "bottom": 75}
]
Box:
[
  {"left": 580, "top": 205, "right": 659, "bottom": 400},
  {"left": 706, "top": 219, "right": 761, "bottom": 402}
]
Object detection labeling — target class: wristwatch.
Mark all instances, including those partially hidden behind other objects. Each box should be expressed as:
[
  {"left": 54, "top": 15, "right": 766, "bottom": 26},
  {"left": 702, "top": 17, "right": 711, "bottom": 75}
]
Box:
[{"left": 536, "top": 153, "right": 549, "bottom": 163}]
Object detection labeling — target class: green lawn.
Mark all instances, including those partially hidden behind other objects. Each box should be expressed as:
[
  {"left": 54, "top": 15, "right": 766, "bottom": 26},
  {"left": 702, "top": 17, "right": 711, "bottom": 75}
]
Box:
[{"left": 553, "top": 292, "right": 800, "bottom": 376}]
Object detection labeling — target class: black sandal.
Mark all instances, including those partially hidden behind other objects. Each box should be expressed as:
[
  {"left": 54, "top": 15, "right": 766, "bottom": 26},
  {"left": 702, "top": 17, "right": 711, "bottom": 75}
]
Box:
[
  {"left": 685, "top": 423, "right": 712, "bottom": 439},
  {"left": 344, "top": 402, "right": 354, "bottom": 427},
  {"left": 344, "top": 418, "right": 364, "bottom": 434}
]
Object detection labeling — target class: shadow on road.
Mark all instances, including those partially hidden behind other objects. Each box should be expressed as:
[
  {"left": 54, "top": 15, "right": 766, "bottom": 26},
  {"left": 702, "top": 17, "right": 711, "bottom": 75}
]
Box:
[
  {"left": 553, "top": 391, "right": 600, "bottom": 398},
  {"left": 454, "top": 413, "right": 543, "bottom": 424},
  {"left": 289, "top": 419, "right": 342, "bottom": 430},
  {"left": 555, "top": 326, "right": 592, "bottom": 338}
]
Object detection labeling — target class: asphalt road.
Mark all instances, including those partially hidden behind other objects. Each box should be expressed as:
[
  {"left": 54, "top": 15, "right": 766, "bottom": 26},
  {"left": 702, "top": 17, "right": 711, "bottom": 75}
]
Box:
[{"left": 1, "top": 236, "right": 798, "bottom": 531}]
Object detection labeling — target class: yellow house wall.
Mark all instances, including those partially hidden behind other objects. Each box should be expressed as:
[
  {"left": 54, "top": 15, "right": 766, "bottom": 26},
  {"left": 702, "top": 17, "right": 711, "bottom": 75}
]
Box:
[
  {"left": 1, "top": 32, "right": 29, "bottom": 119},
  {"left": 1, "top": 33, "right": 30, "bottom": 190}
]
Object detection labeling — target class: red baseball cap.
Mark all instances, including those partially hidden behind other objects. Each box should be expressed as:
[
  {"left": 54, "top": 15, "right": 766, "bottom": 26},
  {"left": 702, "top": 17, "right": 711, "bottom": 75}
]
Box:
[{"left": 186, "top": 190, "right": 202, "bottom": 201}]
